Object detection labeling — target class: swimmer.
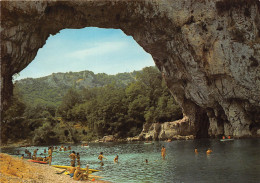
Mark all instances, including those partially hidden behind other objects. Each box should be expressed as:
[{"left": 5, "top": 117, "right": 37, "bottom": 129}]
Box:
[
  {"left": 114, "top": 155, "right": 119, "bottom": 163},
  {"left": 206, "top": 148, "right": 212, "bottom": 154},
  {"left": 145, "top": 159, "right": 148, "bottom": 163}
]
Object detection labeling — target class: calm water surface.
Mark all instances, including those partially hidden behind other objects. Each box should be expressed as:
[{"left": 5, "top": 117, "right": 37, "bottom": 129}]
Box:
[{"left": 1, "top": 139, "right": 260, "bottom": 183}]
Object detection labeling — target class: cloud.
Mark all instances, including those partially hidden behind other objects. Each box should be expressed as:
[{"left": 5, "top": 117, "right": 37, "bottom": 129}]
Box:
[{"left": 67, "top": 41, "right": 127, "bottom": 60}]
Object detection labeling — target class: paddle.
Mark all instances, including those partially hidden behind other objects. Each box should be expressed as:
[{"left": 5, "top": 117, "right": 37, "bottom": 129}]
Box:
[{"left": 56, "top": 169, "right": 66, "bottom": 174}]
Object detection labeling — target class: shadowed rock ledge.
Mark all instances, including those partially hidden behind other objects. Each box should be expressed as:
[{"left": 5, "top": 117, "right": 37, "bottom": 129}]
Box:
[{"left": 1, "top": 0, "right": 260, "bottom": 138}]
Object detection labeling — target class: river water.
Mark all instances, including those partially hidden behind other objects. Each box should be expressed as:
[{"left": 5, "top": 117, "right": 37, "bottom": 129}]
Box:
[{"left": 1, "top": 139, "right": 260, "bottom": 183}]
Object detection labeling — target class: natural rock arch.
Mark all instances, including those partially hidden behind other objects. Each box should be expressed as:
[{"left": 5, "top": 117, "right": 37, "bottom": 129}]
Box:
[{"left": 1, "top": 0, "right": 260, "bottom": 138}]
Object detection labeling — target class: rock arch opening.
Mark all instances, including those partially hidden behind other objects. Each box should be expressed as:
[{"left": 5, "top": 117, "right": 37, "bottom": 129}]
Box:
[
  {"left": 2, "top": 0, "right": 260, "bottom": 138},
  {"left": 15, "top": 27, "right": 155, "bottom": 80}
]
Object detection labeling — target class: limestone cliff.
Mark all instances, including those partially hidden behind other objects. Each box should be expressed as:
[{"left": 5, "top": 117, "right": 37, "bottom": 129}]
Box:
[
  {"left": 1, "top": 0, "right": 260, "bottom": 138},
  {"left": 138, "top": 117, "right": 195, "bottom": 141}
]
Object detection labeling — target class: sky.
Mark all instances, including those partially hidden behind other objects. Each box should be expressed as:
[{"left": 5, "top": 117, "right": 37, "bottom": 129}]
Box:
[{"left": 15, "top": 27, "right": 155, "bottom": 80}]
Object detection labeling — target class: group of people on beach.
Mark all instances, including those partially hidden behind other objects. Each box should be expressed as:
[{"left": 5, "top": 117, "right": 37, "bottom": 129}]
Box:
[{"left": 22, "top": 145, "right": 72, "bottom": 165}]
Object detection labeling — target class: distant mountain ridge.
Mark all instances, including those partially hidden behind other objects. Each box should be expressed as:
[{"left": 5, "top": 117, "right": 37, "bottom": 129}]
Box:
[{"left": 14, "top": 70, "right": 139, "bottom": 107}]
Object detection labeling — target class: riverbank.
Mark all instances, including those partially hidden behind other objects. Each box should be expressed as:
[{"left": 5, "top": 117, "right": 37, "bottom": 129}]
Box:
[{"left": 0, "top": 153, "right": 111, "bottom": 183}]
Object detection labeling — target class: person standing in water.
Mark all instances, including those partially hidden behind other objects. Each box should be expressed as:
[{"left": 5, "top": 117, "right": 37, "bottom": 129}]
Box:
[
  {"left": 98, "top": 152, "right": 106, "bottom": 166},
  {"left": 76, "top": 153, "right": 81, "bottom": 167},
  {"left": 69, "top": 151, "right": 76, "bottom": 167},
  {"left": 161, "top": 146, "right": 166, "bottom": 160},
  {"left": 33, "top": 149, "right": 39, "bottom": 158},
  {"left": 48, "top": 147, "right": 52, "bottom": 165}
]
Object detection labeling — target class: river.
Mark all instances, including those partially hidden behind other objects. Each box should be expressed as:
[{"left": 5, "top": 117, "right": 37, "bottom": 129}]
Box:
[{"left": 1, "top": 139, "right": 260, "bottom": 183}]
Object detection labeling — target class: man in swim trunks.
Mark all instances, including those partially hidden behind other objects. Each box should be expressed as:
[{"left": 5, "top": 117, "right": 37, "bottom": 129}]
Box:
[
  {"left": 98, "top": 152, "right": 106, "bottom": 166},
  {"left": 73, "top": 166, "right": 84, "bottom": 181},
  {"left": 69, "top": 151, "right": 76, "bottom": 167},
  {"left": 67, "top": 167, "right": 76, "bottom": 178}
]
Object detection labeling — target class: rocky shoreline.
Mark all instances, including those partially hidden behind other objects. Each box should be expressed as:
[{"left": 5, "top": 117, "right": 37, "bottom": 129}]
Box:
[{"left": 2, "top": 117, "right": 259, "bottom": 148}]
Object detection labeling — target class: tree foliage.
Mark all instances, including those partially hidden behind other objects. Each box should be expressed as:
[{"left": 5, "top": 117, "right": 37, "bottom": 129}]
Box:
[{"left": 2, "top": 67, "right": 183, "bottom": 144}]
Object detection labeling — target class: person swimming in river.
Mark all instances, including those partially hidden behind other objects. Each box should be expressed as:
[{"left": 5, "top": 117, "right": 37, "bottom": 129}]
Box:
[
  {"left": 161, "top": 146, "right": 166, "bottom": 160},
  {"left": 194, "top": 148, "right": 198, "bottom": 153},
  {"left": 69, "top": 151, "right": 77, "bottom": 167},
  {"left": 145, "top": 159, "right": 148, "bottom": 163},
  {"left": 64, "top": 147, "right": 67, "bottom": 151},
  {"left": 206, "top": 148, "right": 213, "bottom": 154},
  {"left": 98, "top": 152, "right": 106, "bottom": 166},
  {"left": 114, "top": 155, "right": 119, "bottom": 163}
]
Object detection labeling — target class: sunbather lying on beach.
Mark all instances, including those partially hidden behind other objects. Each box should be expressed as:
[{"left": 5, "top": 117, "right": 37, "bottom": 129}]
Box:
[{"left": 67, "top": 166, "right": 88, "bottom": 181}]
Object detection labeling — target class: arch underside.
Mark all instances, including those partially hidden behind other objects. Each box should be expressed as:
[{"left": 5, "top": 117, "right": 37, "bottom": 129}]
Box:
[{"left": 1, "top": 0, "right": 260, "bottom": 138}]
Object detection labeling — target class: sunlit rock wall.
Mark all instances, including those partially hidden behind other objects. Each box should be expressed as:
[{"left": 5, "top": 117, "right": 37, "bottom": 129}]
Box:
[{"left": 1, "top": 0, "right": 260, "bottom": 138}]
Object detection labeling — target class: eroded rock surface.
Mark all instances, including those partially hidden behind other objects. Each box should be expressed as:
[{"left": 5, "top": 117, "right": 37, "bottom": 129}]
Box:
[
  {"left": 138, "top": 117, "right": 195, "bottom": 141},
  {"left": 1, "top": 0, "right": 260, "bottom": 138}
]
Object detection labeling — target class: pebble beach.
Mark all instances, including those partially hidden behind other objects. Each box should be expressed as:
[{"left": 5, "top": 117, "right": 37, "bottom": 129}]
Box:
[{"left": 0, "top": 153, "right": 111, "bottom": 183}]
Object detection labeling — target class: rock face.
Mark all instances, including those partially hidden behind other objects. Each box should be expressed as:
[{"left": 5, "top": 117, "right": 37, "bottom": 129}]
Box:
[
  {"left": 1, "top": 0, "right": 260, "bottom": 138},
  {"left": 138, "top": 117, "right": 195, "bottom": 141}
]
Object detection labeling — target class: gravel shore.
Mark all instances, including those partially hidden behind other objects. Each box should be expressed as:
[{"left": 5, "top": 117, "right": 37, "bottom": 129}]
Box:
[{"left": 0, "top": 153, "right": 111, "bottom": 183}]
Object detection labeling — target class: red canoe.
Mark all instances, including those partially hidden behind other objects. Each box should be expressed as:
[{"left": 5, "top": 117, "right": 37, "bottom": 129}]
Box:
[{"left": 28, "top": 159, "right": 48, "bottom": 164}]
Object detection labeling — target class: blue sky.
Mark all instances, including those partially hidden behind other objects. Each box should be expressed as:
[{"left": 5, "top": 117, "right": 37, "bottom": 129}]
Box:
[{"left": 15, "top": 27, "right": 155, "bottom": 80}]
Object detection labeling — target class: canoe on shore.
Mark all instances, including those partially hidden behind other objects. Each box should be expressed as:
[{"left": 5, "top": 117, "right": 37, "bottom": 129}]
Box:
[
  {"left": 220, "top": 139, "right": 234, "bottom": 142},
  {"left": 28, "top": 159, "right": 48, "bottom": 164},
  {"left": 51, "top": 165, "right": 100, "bottom": 172}
]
